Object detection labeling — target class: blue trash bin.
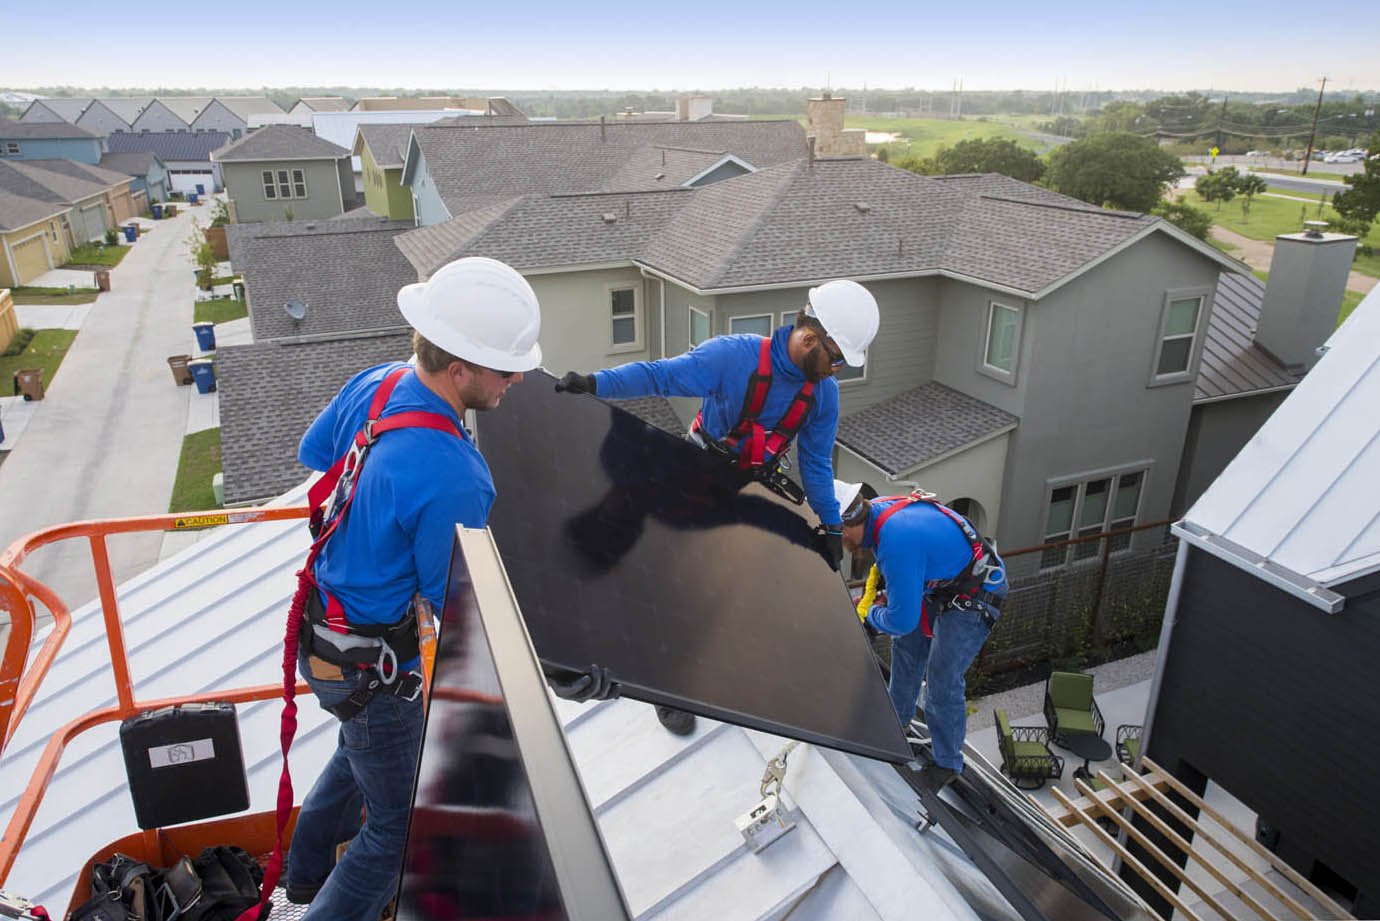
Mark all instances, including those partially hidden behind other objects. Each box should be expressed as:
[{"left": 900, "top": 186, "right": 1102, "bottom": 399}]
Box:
[
  {"left": 188, "top": 193, "right": 199, "bottom": 205},
  {"left": 122, "top": 225, "right": 137, "bottom": 243},
  {"left": 151, "top": 203, "right": 163, "bottom": 219},
  {"left": 189, "top": 359, "right": 216, "bottom": 394},
  {"left": 195, "top": 184, "right": 206, "bottom": 195},
  {"left": 192, "top": 322, "right": 216, "bottom": 352}
]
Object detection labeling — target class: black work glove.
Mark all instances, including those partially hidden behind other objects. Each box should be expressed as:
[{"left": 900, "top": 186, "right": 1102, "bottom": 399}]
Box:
[
  {"left": 554, "top": 372, "right": 597, "bottom": 395},
  {"left": 820, "top": 525, "right": 843, "bottom": 571},
  {"left": 545, "top": 664, "right": 619, "bottom": 702}
]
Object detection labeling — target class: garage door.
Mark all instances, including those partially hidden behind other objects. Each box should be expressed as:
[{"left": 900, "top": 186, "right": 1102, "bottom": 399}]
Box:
[
  {"left": 111, "top": 189, "right": 135, "bottom": 222},
  {"left": 169, "top": 171, "right": 213, "bottom": 194},
  {"left": 77, "top": 202, "right": 106, "bottom": 242},
  {"left": 11, "top": 234, "right": 52, "bottom": 284}
]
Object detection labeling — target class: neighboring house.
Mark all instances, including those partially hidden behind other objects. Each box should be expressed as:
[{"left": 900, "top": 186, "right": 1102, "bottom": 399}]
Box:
[
  {"left": 0, "top": 158, "right": 135, "bottom": 243},
  {"left": 18, "top": 98, "right": 91, "bottom": 123},
  {"left": 0, "top": 188, "right": 72, "bottom": 287},
  {"left": 353, "top": 124, "right": 419, "bottom": 220},
  {"left": 289, "top": 96, "right": 351, "bottom": 117},
  {"left": 74, "top": 100, "right": 134, "bottom": 137},
  {"left": 1173, "top": 230, "right": 1357, "bottom": 514},
  {"left": 106, "top": 130, "right": 230, "bottom": 194},
  {"left": 218, "top": 331, "right": 412, "bottom": 504},
  {"left": 351, "top": 96, "right": 523, "bottom": 115},
  {"left": 394, "top": 145, "right": 1244, "bottom": 553},
  {"left": 313, "top": 110, "right": 487, "bottom": 196},
  {"left": 0, "top": 122, "right": 103, "bottom": 164},
  {"left": 213, "top": 125, "right": 354, "bottom": 222},
  {"left": 129, "top": 99, "right": 188, "bottom": 133},
  {"left": 1140, "top": 286, "right": 1380, "bottom": 918},
  {"left": 99, "top": 151, "right": 170, "bottom": 206},
  {"left": 189, "top": 96, "right": 284, "bottom": 136}
]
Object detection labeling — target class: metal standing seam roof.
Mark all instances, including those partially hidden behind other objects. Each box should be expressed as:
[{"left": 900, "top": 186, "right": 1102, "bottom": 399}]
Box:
[
  {"left": 836, "top": 382, "right": 1019, "bottom": 476},
  {"left": 240, "top": 223, "right": 417, "bottom": 342},
  {"left": 1194, "top": 272, "right": 1302, "bottom": 402},
  {"left": 1182, "top": 285, "right": 1380, "bottom": 589},
  {"left": 217, "top": 333, "right": 413, "bottom": 504},
  {"left": 0, "top": 122, "right": 100, "bottom": 140},
  {"left": 212, "top": 125, "right": 350, "bottom": 161},
  {"left": 105, "top": 130, "right": 232, "bottom": 162}
]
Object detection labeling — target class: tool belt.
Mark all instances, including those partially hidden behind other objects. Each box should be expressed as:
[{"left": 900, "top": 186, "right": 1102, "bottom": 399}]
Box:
[
  {"left": 943, "top": 590, "right": 1003, "bottom": 631},
  {"left": 689, "top": 428, "right": 806, "bottom": 505},
  {"left": 302, "top": 591, "right": 423, "bottom": 721}
]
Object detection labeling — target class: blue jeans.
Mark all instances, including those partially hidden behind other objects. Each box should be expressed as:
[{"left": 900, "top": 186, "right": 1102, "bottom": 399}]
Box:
[
  {"left": 888, "top": 598, "right": 999, "bottom": 772},
  {"left": 287, "top": 658, "right": 424, "bottom": 921}
]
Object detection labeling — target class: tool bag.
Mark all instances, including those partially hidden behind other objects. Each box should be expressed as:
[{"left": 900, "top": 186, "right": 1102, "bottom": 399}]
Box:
[{"left": 67, "top": 848, "right": 266, "bottom": 921}]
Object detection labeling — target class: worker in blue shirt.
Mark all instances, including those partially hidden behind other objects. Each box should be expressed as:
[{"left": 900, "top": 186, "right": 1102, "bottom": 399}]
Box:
[
  {"left": 552, "top": 280, "right": 879, "bottom": 737},
  {"left": 836, "top": 481, "right": 1007, "bottom": 791},
  {"left": 284, "top": 257, "right": 544, "bottom": 921}
]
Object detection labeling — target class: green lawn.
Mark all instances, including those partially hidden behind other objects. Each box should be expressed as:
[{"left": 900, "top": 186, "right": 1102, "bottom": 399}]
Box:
[
  {"left": 63, "top": 243, "right": 129, "bottom": 268},
  {"left": 0, "top": 329, "right": 78, "bottom": 393},
  {"left": 193, "top": 297, "right": 248, "bottom": 324},
  {"left": 1207, "top": 235, "right": 1240, "bottom": 254},
  {"left": 168, "top": 428, "right": 223, "bottom": 513},
  {"left": 9, "top": 286, "right": 101, "bottom": 305},
  {"left": 207, "top": 275, "right": 238, "bottom": 288},
  {"left": 754, "top": 113, "right": 1045, "bottom": 159},
  {"left": 1245, "top": 166, "right": 1349, "bottom": 183},
  {"left": 1183, "top": 190, "right": 1380, "bottom": 278}
]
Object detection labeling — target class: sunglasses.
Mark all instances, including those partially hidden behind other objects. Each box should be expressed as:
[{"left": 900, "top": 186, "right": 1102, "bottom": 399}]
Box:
[{"left": 821, "top": 340, "right": 846, "bottom": 368}]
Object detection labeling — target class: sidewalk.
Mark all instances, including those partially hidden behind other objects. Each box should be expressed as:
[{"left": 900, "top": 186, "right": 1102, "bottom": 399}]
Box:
[{"left": 0, "top": 206, "right": 205, "bottom": 613}]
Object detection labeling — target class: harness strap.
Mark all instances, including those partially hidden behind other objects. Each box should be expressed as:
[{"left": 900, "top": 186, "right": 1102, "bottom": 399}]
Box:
[
  {"left": 870, "top": 493, "right": 989, "bottom": 639},
  {"left": 237, "top": 367, "right": 459, "bottom": 921},
  {"left": 693, "top": 337, "right": 816, "bottom": 470}
]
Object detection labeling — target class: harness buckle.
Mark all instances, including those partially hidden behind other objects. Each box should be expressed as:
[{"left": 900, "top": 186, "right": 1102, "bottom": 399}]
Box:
[{"left": 395, "top": 670, "right": 424, "bottom": 702}]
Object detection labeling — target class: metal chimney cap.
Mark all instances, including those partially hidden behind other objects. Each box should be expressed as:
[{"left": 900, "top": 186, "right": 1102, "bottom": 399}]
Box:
[{"left": 1303, "top": 220, "right": 1329, "bottom": 238}]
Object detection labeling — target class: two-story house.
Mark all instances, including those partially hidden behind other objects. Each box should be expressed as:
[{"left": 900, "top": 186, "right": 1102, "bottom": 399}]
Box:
[
  {"left": 0, "top": 122, "right": 103, "bottom": 164},
  {"left": 353, "top": 124, "right": 421, "bottom": 221},
  {"left": 213, "top": 126, "right": 354, "bottom": 223}
]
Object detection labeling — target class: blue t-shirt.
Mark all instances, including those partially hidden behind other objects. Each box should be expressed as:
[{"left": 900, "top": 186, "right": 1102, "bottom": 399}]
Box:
[
  {"left": 863, "top": 498, "right": 1000, "bottom": 636},
  {"left": 299, "top": 362, "right": 495, "bottom": 628},
  {"left": 593, "top": 326, "right": 842, "bottom": 525}
]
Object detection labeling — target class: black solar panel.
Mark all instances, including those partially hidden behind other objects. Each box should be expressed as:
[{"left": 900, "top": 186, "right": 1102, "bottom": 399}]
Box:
[{"left": 474, "top": 370, "right": 911, "bottom": 763}]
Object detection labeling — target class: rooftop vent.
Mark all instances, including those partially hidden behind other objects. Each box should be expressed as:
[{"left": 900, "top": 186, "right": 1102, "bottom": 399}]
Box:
[
  {"left": 854, "top": 201, "right": 871, "bottom": 213},
  {"left": 1303, "top": 220, "right": 1329, "bottom": 238},
  {"left": 284, "top": 301, "right": 307, "bottom": 321},
  {"left": 602, "top": 212, "right": 617, "bottom": 224}
]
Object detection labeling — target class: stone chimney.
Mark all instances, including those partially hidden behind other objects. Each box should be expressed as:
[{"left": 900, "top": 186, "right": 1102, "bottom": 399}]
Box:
[
  {"left": 1255, "top": 224, "right": 1358, "bottom": 370},
  {"left": 806, "top": 92, "right": 866, "bottom": 157}
]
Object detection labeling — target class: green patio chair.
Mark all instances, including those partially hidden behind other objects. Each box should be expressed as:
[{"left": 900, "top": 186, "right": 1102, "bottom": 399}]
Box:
[
  {"left": 1116, "top": 724, "right": 1142, "bottom": 766},
  {"left": 994, "top": 709, "right": 1064, "bottom": 790},
  {"left": 1043, "top": 671, "right": 1106, "bottom": 746}
]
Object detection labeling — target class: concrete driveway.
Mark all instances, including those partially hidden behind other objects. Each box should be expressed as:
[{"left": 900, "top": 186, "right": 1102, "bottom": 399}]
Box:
[{"left": 0, "top": 204, "right": 205, "bottom": 615}]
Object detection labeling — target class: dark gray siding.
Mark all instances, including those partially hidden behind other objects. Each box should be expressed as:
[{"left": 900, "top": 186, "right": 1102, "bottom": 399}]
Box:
[
  {"left": 1146, "top": 548, "right": 1380, "bottom": 915},
  {"left": 1171, "top": 392, "right": 1290, "bottom": 516}
]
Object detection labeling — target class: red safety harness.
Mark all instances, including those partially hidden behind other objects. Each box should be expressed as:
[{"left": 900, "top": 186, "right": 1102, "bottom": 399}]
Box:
[
  {"left": 870, "top": 493, "right": 989, "bottom": 638},
  {"left": 237, "top": 367, "right": 462, "bottom": 921},
  {"left": 691, "top": 336, "right": 815, "bottom": 469}
]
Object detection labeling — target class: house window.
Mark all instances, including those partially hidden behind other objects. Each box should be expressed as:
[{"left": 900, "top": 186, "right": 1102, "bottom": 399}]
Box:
[
  {"left": 730, "top": 314, "right": 773, "bottom": 338},
  {"left": 610, "top": 286, "right": 639, "bottom": 349},
  {"left": 1152, "top": 294, "right": 1203, "bottom": 381},
  {"left": 777, "top": 309, "right": 865, "bottom": 382},
  {"left": 689, "top": 306, "right": 711, "bottom": 348},
  {"left": 1041, "top": 470, "right": 1145, "bottom": 568},
  {"left": 981, "top": 300, "right": 1022, "bottom": 382},
  {"left": 277, "top": 169, "right": 292, "bottom": 199},
  {"left": 262, "top": 170, "right": 277, "bottom": 199},
  {"left": 4, "top": 142, "right": 19, "bottom": 155},
  {"left": 291, "top": 168, "right": 307, "bottom": 198}
]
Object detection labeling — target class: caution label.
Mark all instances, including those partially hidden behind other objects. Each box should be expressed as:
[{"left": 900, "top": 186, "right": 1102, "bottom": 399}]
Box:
[{"left": 173, "top": 514, "right": 229, "bottom": 529}]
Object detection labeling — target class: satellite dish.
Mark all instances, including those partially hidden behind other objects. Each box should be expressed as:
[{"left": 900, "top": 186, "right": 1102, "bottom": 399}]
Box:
[{"left": 284, "top": 301, "right": 307, "bottom": 320}]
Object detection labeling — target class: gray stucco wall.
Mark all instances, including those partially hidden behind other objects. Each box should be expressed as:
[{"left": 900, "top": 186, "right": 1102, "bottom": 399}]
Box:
[
  {"left": 223, "top": 159, "right": 345, "bottom": 222},
  {"left": 988, "top": 232, "right": 1221, "bottom": 551},
  {"left": 1172, "top": 390, "right": 1291, "bottom": 516},
  {"left": 76, "top": 104, "right": 130, "bottom": 137},
  {"left": 130, "top": 102, "right": 187, "bottom": 133},
  {"left": 190, "top": 102, "right": 246, "bottom": 136},
  {"left": 526, "top": 267, "right": 657, "bottom": 378},
  {"left": 407, "top": 149, "right": 451, "bottom": 227}
]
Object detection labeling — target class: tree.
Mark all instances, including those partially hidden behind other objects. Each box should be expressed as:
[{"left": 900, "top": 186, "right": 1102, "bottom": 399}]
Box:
[
  {"left": 1151, "top": 200, "right": 1213, "bottom": 240},
  {"left": 928, "top": 138, "right": 1046, "bottom": 183},
  {"left": 1045, "top": 133, "right": 1186, "bottom": 213},
  {"left": 1332, "top": 131, "right": 1380, "bottom": 232},
  {"left": 1235, "top": 173, "right": 1268, "bottom": 222},
  {"left": 1195, "top": 166, "right": 1239, "bottom": 210}
]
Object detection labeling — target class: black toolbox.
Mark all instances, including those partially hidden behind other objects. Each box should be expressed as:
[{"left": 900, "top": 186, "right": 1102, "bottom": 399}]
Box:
[{"left": 118, "top": 702, "right": 249, "bottom": 829}]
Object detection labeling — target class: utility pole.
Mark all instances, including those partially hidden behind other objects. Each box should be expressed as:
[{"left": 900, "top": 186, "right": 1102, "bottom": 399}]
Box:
[
  {"left": 1218, "top": 94, "right": 1228, "bottom": 152},
  {"left": 1302, "top": 77, "right": 1327, "bottom": 176}
]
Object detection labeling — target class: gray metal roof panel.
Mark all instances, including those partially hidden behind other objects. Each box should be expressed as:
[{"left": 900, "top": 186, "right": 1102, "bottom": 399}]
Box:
[
  {"left": 238, "top": 222, "right": 417, "bottom": 341},
  {"left": 1194, "top": 272, "right": 1301, "bottom": 401},
  {"left": 836, "top": 382, "right": 1018, "bottom": 475},
  {"left": 218, "top": 333, "right": 412, "bottom": 503},
  {"left": 213, "top": 124, "right": 350, "bottom": 161},
  {"left": 105, "top": 130, "right": 232, "bottom": 162}
]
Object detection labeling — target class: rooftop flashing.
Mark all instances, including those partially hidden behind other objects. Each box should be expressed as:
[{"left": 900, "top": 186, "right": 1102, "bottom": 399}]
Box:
[{"left": 1171, "top": 520, "right": 1346, "bottom": 613}]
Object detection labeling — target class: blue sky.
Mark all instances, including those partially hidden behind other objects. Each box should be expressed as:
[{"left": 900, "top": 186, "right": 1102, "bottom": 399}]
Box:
[{"left": 6, "top": 0, "right": 1378, "bottom": 93}]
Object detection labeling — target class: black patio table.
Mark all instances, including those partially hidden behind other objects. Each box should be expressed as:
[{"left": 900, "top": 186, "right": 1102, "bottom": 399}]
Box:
[{"left": 1063, "top": 733, "right": 1113, "bottom": 782}]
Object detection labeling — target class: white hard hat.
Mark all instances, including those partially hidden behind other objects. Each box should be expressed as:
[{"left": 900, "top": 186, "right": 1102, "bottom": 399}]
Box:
[
  {"left": 807, "top": 279, "right": 879, "bottom": 367},
  {"left": 397, "top": 257, "right": 542, "bottom": 373},
  {"left": 834, "top": 479, "right": 867, "bottom": 524}
]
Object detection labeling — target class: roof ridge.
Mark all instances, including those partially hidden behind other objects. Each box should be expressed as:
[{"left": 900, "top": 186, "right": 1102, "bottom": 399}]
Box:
[
  {"left": 548, "top": 187, "right": 694, "bottom": 199},
  {"left": 977, "top": 192, "right": 1143, "bottom": 219},
  {"left": 651, "top": 144, "right": 730, "bottom": 155},
  {"left": 697, "top": 159, "right": 807, "bottom": 288}
]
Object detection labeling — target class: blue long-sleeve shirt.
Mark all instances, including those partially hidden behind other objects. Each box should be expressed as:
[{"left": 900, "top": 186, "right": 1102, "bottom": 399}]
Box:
[
  {"left": 593, "top": 325, "right": 842, "bottom": 525},
  {"left": 299, "top": 362, "right": 495, "bottom": 630},
  {"left": 862, "top": 498, "right": 990, "bottom": 636}
]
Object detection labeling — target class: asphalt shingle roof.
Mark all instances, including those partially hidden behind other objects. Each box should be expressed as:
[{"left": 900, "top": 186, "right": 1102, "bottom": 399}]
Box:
[
  {"left": 0, "top": 187, "right": 67, "bottom": 231},
  {"left": 0, "top": 159, "right": 126, "bottom": 205},
  {"left": 356, "top": 124, "right": 419, "bottom": 168},
  {"left": 0, "top": 122, "right": 99, "bottom": 139},
  {"left": 214, "top": 125, "right": 350, "bottom": 161},
  {"left": 27, "top": 98, "right": 92, "bottom": 120},
  {"left": 98, "top": 151, "right": 161, "bottom": 177},
  {"left": 1195, "top": 271, "right": 1302, "bottom": 402},
  {"left": 297, "top": 97, "right": 352, "bottom": 112},
  {"left": 214, "top": 96, "right": 286, "bottom": 119},
  {"left": 237, "top": 220, "right": 417, "bottom": 341},
  {"left": 836, "top": 383, "right": 1018, "bottom": 475},
  {"left": 106, "top": 130, "right": 231, "bottom": 162},
  {"left": 218, "top": 332, "right": 412, "bottom": 504}
]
